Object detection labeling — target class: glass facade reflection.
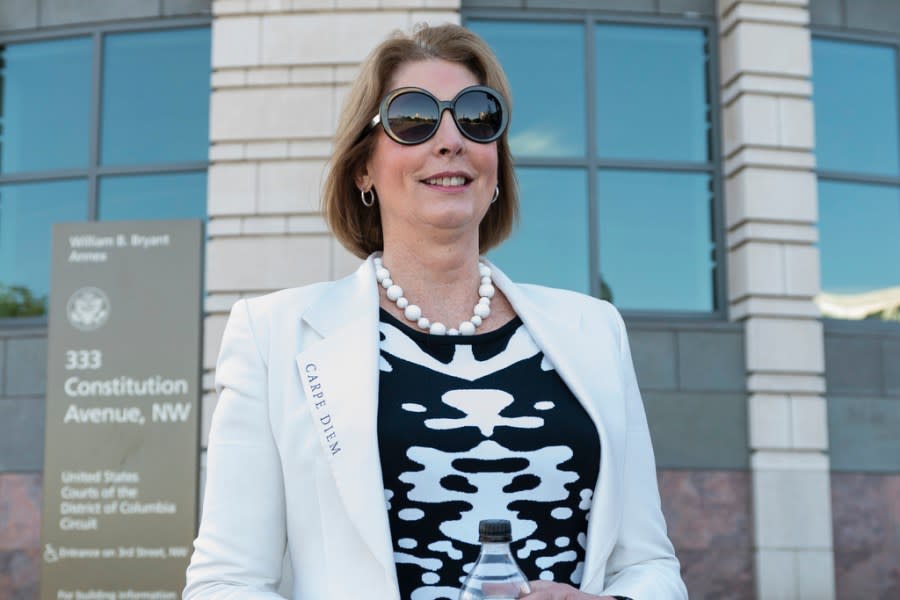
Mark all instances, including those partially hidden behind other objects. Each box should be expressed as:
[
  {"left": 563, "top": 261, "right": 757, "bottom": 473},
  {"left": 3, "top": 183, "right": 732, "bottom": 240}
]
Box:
[
  {"left": 812, "top": 39, "right": 899, "bottom": 177},
  {"left": 0, "top": 180, "right": 87, "bottom": 315},
  {"left": 467, "top": 21, "right": 586, "bottom": 158},
  {"left": 596, "top": 25, "right": 709, "bottom": 162},
  {"left": 101, "top": 28, "right": 211, "bottom": 166},
  {"left": 472, "top": 18, "right": 716, "bottom": 313},
  {"left": 0, "top": 26, "right": 210, "bottom": 318},
  {"left": 813, "top": 37, "right": 900, "bottom": 321},
  {"left": 817, "top": 181, "right": 900, "bottom": 320},
  {"left": 0, "top": 37, "right": 92, "bottom": 174},
  {"left": 488, "top": 169, "right": 589, "bottom": 294},
  {"left": 598, "top": 170, "right": 714, "bottom": 311},
  {"left": 99, "top": 172, "right": 207, "bottom": 221}
]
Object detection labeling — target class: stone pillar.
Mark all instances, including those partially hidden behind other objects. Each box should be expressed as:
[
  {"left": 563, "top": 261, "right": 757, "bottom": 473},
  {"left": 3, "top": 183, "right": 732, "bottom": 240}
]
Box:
[{"left": 718, "top": 1, "right": 834, "bottom": 598}]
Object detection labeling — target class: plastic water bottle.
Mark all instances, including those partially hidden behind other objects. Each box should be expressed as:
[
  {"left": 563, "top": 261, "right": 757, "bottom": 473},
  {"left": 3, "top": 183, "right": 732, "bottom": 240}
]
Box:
[{"left": 458, "top": 519, "right": 532, "bottom": 600}]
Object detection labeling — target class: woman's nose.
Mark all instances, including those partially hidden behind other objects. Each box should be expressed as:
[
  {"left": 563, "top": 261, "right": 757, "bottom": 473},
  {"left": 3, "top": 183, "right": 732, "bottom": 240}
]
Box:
[{"left": 433, "top": 108, "right": 465, "bottom": 156}]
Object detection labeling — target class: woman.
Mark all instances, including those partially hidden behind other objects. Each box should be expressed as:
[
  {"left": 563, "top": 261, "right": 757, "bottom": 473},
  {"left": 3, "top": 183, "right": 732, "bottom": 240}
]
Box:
[{"left": 184, "top": 23, "right": 686, "bottom": 600}]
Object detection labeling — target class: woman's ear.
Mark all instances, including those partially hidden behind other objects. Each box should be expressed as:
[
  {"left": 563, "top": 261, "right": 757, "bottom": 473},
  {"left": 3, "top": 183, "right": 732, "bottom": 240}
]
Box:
[{"left": 355, "top": 166, "right": 372, "bottom": 191}]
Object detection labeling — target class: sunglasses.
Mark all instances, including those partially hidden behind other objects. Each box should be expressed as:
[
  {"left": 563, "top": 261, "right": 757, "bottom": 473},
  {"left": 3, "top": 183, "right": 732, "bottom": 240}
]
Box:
[{"left": 363, "top": 85, "right": 509, "bottom": 145}]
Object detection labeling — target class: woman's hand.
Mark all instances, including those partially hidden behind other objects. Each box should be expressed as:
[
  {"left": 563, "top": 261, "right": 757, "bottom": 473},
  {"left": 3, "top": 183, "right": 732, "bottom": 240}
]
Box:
[{"left": 521, "top": 581, "right": 616, "bottom": 600}]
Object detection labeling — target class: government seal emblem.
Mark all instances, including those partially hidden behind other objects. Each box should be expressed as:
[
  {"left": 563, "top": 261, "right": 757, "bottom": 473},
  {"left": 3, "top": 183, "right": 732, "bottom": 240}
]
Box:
[{"left": 66, "top": 287, "right": 110, "bottom": 331}]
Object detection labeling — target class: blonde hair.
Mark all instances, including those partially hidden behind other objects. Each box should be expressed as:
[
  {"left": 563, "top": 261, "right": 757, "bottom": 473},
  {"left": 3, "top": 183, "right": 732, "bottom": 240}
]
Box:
[{"left": 322, "top": 23, "right": 518, "bottom": 258}]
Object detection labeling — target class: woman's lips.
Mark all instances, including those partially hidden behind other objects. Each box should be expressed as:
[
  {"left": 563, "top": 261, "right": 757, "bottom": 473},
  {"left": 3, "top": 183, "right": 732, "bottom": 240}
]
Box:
[
  {"left": 423, "top": 175, "right": 469, "bottom": 186},
  {"left": 421, "top": 174, "right": 472, "bottom": 191}
]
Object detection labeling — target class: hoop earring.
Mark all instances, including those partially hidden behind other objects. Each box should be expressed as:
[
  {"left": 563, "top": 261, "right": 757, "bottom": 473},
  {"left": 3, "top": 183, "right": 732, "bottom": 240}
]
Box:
[
  {"left": 491, "top": 186, "right": 499, "bottom": 204},
  {"left": 361, "top": 187, "right": 375, "bottom": 207}
]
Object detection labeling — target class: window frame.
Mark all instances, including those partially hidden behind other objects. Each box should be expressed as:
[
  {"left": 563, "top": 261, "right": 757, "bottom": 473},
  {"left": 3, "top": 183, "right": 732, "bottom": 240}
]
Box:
[
  {"left": 0, "top": 16, "right": 211, "bottom": 328},
  {"left": 812, "top": 27, "right": 900, "bottom": 332},
  {"left": 463, "top": 8, "right": 727, "bottom": 320}
]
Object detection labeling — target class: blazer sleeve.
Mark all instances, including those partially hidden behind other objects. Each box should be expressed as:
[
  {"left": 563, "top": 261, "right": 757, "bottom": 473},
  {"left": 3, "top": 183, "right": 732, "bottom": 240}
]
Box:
[
  {"left": 598, "top": 306, "right": 688, "bottom": 600},
  {"left": 183, "top": 299, "right": 288, "bottom": 600}
]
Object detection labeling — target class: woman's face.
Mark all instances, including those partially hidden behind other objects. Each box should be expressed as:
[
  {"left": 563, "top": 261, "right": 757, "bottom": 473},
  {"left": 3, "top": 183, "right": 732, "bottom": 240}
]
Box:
[{"left": 359, "top": 59, "right": 500, "bottom": 251}]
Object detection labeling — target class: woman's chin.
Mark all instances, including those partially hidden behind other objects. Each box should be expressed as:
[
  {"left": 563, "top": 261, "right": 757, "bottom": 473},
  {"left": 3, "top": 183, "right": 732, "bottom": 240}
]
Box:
[{"left": 419, "top": 207, "right": 486, "bottom": 235}]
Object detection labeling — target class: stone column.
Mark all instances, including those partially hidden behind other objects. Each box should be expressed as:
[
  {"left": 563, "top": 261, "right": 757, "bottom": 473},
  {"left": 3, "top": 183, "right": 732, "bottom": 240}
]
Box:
[
  {"left": 202, "top": 0, "right": 461, "bottom": 469},
  {"left": 718, "top": 1, "right": 834, "bottom": 598}
]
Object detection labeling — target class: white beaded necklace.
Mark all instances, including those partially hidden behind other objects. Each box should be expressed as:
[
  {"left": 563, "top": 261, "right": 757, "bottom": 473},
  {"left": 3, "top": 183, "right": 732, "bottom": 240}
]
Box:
[{"left": 374, "top": 256, "right": 494, "bottom": 336}]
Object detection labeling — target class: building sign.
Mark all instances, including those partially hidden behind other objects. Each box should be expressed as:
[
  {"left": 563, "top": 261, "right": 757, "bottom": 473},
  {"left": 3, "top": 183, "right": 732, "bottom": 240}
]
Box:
[{"left": 40, "top": 221, "right": 203, "bottom": 600}]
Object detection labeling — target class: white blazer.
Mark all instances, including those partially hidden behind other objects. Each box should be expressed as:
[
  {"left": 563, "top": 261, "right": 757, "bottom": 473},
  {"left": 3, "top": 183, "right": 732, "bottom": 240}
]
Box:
[{"left": 184, "top": 255, "right": 687, "bottom": 600}]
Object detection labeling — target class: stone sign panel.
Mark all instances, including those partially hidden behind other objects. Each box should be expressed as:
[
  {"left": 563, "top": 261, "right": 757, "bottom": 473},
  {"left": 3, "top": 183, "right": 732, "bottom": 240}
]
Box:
[{"left": 40, "top": 220, "right": 203, "bottom": 600}]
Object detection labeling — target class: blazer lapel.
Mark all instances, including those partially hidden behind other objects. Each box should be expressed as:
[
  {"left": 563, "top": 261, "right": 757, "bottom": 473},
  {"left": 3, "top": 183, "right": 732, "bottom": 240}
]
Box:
[
  {"left": 488, "top": 261, "right": 625, "bottom": 590},
  {"left": 295, "top": 256, "right": 398, "bottom": 593}
]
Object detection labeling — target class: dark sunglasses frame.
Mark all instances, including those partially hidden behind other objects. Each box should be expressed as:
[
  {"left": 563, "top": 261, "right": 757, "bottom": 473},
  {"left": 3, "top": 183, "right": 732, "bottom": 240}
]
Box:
[{"left": 363, "top": 85, "right": 509, "bottom": 145}]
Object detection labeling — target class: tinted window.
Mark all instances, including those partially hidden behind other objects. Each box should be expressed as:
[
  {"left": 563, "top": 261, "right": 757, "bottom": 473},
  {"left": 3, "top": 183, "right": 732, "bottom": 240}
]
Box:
[
  {"left": 812, "top": 39, "right": 899, "bottom": 176},
  {"left": 817, "top": 180, "right": 900, "bottom": 320},
  {"left": 0, "top": 27, "right": 210, "bottom": 320},
  {"left": 597, "top": 170, "right": 714, "bottom": 311},
  {"left": 596, "top": 25, "right": 709, "bottom": 162},
  {"left": 98, "top": 172, "right": 207, "bottom": 221},
  {"left": 101, "top": 28, "right": 211, "bottom": 166},
  {"left": 474, "top": 19, "right": 716, "bottom": 312},
  {"left": 0, "top": 38, "right": 92, "bottom": 174},
  {"left": 813, "top": 37, "right": 900, "bottom": 322},
  {"left": 0, "top": 180, "right": 87, "bottom": 313},
  {"left": 489, "top": 168, "right": 589, "bottom": 294},
  {"left": 468, "top": 21, "right": 586, "bottom": 158}
]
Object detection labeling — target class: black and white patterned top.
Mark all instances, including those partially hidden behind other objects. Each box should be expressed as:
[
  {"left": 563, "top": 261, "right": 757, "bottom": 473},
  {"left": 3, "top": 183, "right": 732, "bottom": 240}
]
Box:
[{"left": 377, "top": 308, "right": 602, "bottom": 600}]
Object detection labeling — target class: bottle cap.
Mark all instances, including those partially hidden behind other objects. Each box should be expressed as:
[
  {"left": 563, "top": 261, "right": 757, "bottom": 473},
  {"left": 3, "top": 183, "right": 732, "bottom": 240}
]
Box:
[{"left": 479, "top": 519, "right": 512, "bottom": 543}]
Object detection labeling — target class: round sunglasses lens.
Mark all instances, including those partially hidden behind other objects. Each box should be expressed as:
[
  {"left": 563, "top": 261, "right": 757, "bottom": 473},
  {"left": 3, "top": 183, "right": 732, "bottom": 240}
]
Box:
[
  {"left": 454, "top": 90, "right": 503, "bottom": 141},
  {"left": 386, "top": 92, "right": 439, "bottom": 142}
]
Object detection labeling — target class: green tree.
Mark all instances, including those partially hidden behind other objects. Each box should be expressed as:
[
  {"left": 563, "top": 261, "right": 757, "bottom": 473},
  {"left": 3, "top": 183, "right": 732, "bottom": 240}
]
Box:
[{"left": 0, "top": 285, "right": 47, "bottom": 317}]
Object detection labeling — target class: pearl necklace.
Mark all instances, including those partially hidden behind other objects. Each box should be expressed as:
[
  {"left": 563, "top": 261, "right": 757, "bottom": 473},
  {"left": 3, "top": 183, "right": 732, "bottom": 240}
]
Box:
[{"left": 374, "top": 256, "right": 494, "bottom": 336}]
